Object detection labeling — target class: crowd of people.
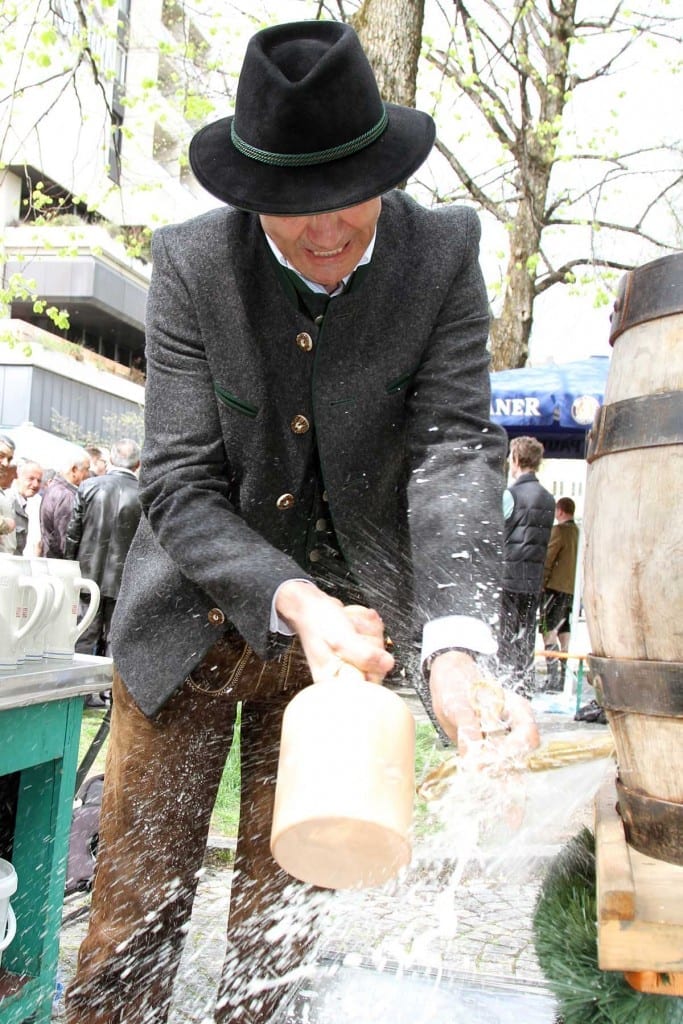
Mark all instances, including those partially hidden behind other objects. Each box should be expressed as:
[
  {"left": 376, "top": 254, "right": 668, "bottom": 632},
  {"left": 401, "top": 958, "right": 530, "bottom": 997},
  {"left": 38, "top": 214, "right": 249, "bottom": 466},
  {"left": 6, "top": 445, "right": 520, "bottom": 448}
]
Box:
[{"left": 0, "top": 434, "right": 142, "bottom": 677}]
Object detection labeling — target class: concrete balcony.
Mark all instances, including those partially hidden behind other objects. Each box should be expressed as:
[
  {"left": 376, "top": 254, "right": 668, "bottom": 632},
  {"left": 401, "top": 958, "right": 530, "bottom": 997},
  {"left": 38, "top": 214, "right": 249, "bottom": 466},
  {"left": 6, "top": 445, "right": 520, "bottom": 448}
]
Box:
[{"left": 2, "top": 223, "right": 149, "bottom": 365}]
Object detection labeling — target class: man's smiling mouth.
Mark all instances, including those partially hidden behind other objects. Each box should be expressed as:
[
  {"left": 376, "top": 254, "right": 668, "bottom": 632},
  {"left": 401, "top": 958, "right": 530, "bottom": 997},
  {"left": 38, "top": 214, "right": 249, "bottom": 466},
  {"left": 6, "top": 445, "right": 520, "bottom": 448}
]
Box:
[{"left": 310, "top": 244, "right": 345, "bottom": 258}]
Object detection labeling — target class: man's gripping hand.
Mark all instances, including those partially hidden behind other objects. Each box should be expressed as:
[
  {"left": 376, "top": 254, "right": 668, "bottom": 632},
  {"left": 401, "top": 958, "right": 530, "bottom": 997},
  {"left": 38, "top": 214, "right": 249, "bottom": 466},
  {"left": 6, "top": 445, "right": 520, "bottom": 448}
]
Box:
[{"left": 275, "top": 580, "right": 394, "bottom": 683}]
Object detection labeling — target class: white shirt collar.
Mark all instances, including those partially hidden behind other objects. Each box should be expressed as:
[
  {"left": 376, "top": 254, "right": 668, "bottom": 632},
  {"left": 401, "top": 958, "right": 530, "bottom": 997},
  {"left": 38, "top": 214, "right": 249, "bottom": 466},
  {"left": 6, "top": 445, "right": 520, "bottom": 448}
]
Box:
[{"left": 263, "top": 232, "right": 376, "bottom": 296}]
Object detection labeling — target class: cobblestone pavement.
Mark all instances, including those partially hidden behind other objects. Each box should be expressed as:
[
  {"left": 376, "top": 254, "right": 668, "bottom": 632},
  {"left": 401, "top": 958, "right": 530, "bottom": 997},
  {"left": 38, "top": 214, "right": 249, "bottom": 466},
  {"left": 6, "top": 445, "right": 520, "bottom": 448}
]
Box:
[{"left": 55, "top": 681, "right": 607, "bottom": 1022}]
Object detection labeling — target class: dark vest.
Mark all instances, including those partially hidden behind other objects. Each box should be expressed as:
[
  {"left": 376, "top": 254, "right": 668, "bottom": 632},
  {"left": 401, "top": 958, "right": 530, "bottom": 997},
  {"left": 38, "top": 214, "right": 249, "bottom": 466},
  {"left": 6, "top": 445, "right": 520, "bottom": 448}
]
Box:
[
  {"left": 273, "top": 258, "right": 364, "bottom": 604},
  {"left": 503, "top": 473, "right": 555, "bottom": 593}
]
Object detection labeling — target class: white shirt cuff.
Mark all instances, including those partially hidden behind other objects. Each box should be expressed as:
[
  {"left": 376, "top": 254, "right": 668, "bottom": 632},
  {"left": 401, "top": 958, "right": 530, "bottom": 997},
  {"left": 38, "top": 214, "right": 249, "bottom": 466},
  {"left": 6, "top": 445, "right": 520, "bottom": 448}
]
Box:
[
  {"left": 270, "top": 579, "right": 315, "bottom": 636},
  {"left": 421, "top": 615, "right": 497, "bottom": 668}
]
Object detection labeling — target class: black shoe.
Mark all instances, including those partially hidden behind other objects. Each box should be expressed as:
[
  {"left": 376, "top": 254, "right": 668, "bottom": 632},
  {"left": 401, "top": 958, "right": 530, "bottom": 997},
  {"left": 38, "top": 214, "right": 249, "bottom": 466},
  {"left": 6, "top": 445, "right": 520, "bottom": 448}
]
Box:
[
  {"left": 574, "top": 700, "right": 607, "bottom": 724},
  {"left": 84, "top": 693, "right": 108, "bottom": 709}
]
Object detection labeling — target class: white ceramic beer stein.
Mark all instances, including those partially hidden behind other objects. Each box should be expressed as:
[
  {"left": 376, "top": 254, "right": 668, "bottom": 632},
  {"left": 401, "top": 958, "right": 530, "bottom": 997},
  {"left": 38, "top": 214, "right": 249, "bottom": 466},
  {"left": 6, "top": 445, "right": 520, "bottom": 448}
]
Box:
[
  {"left": 42, "top": 559, "right": 100, "bottom": 660},
  {"left": 24, "top": 558, "right": 60, "bottom": 660},
  {"left": 0, "top": 555, "right": 52, "bottom": 670},
  {"left": 0, "top": 858, "right": 18, "bottom": 968}
]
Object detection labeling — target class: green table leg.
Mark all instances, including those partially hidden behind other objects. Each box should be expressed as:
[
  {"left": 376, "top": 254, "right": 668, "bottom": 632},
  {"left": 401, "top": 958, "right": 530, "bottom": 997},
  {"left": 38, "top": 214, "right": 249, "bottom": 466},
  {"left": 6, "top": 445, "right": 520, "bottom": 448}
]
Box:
[
  {"left": 575, "top": 658, "right": 585, "bottom": 715},
  {"left": 0, "top": 697, "right": 83, "bottom": 1024}
]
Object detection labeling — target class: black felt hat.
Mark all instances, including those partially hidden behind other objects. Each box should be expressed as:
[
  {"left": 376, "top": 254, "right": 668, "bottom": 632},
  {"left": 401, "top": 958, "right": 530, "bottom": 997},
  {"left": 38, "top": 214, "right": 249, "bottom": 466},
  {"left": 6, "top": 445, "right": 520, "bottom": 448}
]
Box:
[{"left": 188, "top": 20, "right": 436, "bottom": 215}]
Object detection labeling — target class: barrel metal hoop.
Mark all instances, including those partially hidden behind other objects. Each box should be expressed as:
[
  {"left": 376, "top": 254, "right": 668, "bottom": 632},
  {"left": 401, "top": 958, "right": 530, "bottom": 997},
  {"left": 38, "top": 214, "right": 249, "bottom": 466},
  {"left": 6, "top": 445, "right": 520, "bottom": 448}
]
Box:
[
  {"left": 616, "top": 778, "right": 683, "bottom": 866},
  {"left": 586, "top": 391, "right": 683, "bottom": 462},
  {"left": 589, "top": 656, "right": 683, "bottom": 717},
  {"left": 609, "top": 251, "right": 683, "bottom": 346}
]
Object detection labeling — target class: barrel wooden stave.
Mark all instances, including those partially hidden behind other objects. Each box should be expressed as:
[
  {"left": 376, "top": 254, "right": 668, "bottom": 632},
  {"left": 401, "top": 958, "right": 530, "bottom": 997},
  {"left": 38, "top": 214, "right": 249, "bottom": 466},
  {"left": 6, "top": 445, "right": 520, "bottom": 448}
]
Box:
[
  {"left": 607, "top": 715, "right": 682, "bottom": 802},
  {"left": 583, "top": 261, "right": 683, "bottom": 865},
  {"left": 583, "top": 447, "right": 683, "bottom": 664}
]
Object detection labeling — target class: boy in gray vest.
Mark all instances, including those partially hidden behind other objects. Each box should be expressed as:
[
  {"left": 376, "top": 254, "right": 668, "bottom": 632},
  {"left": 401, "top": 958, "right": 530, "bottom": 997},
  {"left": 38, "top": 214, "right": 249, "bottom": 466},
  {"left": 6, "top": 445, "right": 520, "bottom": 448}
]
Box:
[{"left": 500, "top": 436, "right": 556, "bottom": 695}]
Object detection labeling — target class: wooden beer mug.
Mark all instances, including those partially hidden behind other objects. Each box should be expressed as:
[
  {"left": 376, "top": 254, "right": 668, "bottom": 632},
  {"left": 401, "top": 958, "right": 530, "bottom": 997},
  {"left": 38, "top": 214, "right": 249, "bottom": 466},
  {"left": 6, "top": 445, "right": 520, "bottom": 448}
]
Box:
[{"left": 271, "top": 662, "right": 415, "bottom": 890}]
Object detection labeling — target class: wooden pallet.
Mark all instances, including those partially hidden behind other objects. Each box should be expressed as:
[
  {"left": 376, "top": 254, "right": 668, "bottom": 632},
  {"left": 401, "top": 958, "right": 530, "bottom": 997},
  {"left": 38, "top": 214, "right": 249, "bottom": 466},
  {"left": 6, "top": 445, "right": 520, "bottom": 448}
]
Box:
[{"left": 595, "top": 774, "right": 683, "bottom": 995}]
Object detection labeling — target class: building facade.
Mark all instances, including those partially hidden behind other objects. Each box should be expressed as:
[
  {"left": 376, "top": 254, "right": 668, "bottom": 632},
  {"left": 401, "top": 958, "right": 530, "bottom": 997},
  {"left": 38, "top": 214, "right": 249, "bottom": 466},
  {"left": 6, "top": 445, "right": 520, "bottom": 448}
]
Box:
[{"left": 0, "top": 0, "right": 231, "bottom": 440}]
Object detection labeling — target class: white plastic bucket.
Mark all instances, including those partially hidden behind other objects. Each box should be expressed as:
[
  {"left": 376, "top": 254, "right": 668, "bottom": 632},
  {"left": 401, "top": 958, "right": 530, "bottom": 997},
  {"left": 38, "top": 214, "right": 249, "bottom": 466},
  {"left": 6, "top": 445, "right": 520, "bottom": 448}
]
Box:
[{"left": 0, "top": 858, "right": 18, "bottom": 967}]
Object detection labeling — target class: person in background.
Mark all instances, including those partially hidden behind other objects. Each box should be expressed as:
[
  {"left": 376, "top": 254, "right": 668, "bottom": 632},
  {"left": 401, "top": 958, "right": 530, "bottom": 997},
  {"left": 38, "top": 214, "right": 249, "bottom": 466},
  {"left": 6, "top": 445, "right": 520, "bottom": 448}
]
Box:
[
  {"left": 539, "top": 496, "right": 579, "bottom": 691},
  {"left": 0, "top": 434, "right": 17, "bottom": 552},
  {"left": 41, "top": 467, "right": 57, "bottom": 491},
  {"left": 10, "top": 461, "right": 43, "bottom": 555},
  {"left": 39, "top": 448, "right": 91, "bottom": 557},
  {"left": 65, "top": 438, "right": 142, "bottom": 658},
  {"left": 66, "top": 21, "right": 538, "bottom": 1024},
  {"left": 86, "top": 445, "right": 110, "bottom": 477},
  {"left": 499, "top": 435, "right": 556, "bottom": 695}
]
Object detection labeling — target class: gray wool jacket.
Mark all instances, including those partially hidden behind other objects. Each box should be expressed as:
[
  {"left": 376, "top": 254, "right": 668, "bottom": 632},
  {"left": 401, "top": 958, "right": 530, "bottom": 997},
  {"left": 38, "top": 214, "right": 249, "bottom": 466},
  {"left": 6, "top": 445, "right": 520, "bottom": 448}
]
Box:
[{"left": 111, "top": 190, "right": 507, "bottom": 717}]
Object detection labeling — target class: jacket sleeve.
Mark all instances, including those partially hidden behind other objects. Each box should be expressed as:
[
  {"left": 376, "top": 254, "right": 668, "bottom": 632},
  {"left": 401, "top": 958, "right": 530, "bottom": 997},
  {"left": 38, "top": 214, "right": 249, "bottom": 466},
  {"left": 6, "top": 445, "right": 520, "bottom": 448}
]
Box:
[
  {"left": 543, "top": 525, "right": 562, "bottom": 587},
  {"left": 404, "top": 207, "right": 507, "bottom": 631},
  {"left": 138, "top": 228, "right": 312, "bottom": 657},
  {"left": 64, "top": 486, "right": 86, "bottom": 560}
]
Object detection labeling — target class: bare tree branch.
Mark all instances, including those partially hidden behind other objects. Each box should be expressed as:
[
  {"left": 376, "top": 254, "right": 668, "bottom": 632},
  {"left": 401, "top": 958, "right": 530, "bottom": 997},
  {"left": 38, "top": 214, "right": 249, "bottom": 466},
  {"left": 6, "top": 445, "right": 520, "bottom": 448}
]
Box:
[{"left": 535, "top": 256, "right": 639, "bottom": 294}]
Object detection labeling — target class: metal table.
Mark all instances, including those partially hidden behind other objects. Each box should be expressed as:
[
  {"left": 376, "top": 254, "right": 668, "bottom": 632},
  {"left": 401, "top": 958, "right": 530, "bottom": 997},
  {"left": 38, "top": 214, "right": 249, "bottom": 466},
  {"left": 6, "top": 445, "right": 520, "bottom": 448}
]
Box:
[{"left": 0, "top": 656, "right": 112, "bottom": 1024}]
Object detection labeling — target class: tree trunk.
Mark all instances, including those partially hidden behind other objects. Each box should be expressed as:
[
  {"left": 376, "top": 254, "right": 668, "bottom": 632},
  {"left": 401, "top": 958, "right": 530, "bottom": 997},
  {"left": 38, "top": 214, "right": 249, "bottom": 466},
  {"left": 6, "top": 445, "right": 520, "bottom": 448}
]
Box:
[
  {"left": 490, "top": 198, "right": 542, "bottom": 370},
  {"left": 352, "top": 0, "right": 425, "bottom": 108}
]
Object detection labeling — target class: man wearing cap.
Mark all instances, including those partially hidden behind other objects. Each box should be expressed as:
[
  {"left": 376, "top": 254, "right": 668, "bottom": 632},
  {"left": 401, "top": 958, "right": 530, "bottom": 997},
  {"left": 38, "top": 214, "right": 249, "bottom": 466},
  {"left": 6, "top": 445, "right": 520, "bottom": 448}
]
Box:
[{"left": 67, "top": 20, "right": 538, "bottom": 1024}]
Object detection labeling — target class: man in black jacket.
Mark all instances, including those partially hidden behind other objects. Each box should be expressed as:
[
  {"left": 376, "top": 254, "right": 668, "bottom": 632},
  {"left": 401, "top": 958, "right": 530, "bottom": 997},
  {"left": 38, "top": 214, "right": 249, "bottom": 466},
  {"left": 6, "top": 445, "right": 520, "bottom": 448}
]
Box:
[
  {"left": 65, "top": 438, "right": 141, "bottom": 657},
  {"left": 499, "top": 435, "right": 555, "bottom": 695},
  {"left": 39, "top": 448, "right": 91, "bottom": 557}
]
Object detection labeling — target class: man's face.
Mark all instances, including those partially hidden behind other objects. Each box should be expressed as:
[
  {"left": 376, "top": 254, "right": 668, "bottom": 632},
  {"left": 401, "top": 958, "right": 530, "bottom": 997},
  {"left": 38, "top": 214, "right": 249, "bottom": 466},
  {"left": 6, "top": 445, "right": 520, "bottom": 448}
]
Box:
[
  {"left": 259, "top": 197, "right": 382, "bottom": 291},
  {"left": 18, "top": 466, "right": 43, "bottom": 498},
  {"left": 67, "top": 458, "right": 91, "bottom": 485}
]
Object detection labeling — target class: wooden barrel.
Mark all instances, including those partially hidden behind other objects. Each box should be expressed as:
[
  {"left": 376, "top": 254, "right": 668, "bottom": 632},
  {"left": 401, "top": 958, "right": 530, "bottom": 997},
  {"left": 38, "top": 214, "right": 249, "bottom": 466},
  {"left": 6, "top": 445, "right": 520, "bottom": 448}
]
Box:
[{"left": 583, "top": 251, "right": 683, "bottom": 866}]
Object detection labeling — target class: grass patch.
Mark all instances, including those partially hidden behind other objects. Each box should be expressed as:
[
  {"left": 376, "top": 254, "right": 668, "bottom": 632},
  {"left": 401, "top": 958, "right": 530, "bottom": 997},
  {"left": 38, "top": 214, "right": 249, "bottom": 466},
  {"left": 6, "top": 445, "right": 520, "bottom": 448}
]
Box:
[
  {"left": 414, "top": 721, "right": 450, "bottom": 839},
  {"left": 77, "top": 708, "right": 110, "bottom": 777},
  {"left": 76, "top": 708, "right": 450, "bottom": 842},
  {"left": 210, "top": 710, "right": 241, "bottom": 837}
]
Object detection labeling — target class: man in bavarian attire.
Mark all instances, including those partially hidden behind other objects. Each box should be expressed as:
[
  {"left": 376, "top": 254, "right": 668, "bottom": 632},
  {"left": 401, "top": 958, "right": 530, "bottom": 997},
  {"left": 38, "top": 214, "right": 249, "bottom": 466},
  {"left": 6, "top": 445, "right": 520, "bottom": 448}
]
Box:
[{"left": 67, "top": 20, "right": 538, "bottom": 1024}]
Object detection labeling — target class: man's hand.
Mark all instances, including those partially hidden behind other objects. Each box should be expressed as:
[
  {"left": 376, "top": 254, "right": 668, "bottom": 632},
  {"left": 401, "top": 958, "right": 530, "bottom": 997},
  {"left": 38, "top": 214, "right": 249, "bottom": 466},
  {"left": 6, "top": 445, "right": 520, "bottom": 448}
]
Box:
[
  {"left": 0, "top": 515, "right": 15, "bottom": 535},
  {"left": 429, "top": 650, "right": 539, "bottom": 758},
  {"left": 275, "top": 580, "right": 394, "bottom": 683}
]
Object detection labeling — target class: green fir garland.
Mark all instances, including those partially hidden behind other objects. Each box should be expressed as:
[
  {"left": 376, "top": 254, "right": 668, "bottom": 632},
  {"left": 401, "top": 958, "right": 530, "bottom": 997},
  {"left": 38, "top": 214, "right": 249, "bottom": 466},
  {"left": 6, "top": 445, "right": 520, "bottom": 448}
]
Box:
[{"left": 532, "top": 828, "right": 683, "bottom": 1024}]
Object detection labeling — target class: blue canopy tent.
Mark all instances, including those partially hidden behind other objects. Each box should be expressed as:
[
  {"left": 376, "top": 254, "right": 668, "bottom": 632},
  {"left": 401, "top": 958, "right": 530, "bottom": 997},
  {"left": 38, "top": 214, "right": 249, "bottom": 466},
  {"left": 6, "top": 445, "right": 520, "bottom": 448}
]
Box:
[{"left": 489, "top": 355, "right": 609, "bottom": 458}]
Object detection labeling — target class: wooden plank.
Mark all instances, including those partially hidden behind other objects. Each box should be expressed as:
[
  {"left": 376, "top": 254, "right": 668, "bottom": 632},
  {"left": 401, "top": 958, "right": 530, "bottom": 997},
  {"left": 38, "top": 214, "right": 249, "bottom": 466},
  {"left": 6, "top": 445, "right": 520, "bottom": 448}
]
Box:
[
  {"left": 595, "top": 774, "right": 683, "bottom": 974},
  {"left": 594, "top": 776, "right": 635, "bottom": 921}
]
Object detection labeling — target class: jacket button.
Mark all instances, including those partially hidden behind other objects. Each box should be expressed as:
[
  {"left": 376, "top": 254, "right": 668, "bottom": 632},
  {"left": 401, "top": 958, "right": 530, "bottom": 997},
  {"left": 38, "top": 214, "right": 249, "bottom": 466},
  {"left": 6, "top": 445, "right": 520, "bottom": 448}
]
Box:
[
  {"left": 208, "top": 607, "right": 225, "bottom": 626},
  {"left": 296, "top": 332, "right": 313, "bottom": 351},
  {"left": 290, "top": 414, "right": 310, "bottom": 435},
  {"left": 276, "top": 493, "right": 295, "bottom": 510}
]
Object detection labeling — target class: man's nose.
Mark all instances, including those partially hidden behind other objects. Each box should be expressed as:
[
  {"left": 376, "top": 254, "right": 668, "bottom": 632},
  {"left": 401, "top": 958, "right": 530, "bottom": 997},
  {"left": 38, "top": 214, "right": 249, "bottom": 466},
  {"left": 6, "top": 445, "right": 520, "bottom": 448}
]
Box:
[{"left": 308, "top": 212, "right": 341, "bottom": 242}]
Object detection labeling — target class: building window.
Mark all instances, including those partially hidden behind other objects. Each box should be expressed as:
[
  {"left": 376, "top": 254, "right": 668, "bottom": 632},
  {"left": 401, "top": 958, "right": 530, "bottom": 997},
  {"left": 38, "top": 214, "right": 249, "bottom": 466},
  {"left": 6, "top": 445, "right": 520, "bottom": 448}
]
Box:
[
  {"left": 52, "top": 0, "right": 79, "bottom": 38},
  {"left": 109, "top": 111, "right": 123, "bottom": 184}
]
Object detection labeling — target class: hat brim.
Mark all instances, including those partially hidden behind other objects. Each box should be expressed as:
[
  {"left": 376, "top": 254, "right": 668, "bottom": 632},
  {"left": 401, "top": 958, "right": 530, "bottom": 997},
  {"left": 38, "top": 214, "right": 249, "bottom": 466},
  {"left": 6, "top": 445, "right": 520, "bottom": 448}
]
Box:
[{"left": 189, "top": 103, "right": 435, "bottom": 215}]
